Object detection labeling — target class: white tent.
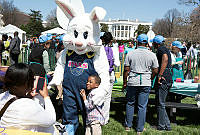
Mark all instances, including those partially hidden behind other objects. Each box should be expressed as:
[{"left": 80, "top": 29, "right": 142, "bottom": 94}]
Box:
[
  {"left": 41, "top": 27, "right": 67, "bottom": 35},
  {"left": 0, "top": 24, "right": 26, "bottom": 44},
  {"left": 147, "top": 30, "right": 155, "bottom": 42}
]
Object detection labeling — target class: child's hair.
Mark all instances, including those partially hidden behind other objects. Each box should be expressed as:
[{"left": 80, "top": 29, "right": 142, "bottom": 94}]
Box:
[
  {"left": 3, "top": 63, "right": 34, "bottom": 97},
  {"left": 90, "top": 74, "right": 101, "bottom": 85}
]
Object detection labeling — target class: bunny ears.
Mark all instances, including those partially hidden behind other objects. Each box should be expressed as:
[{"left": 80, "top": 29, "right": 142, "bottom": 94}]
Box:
[{"left": 56, "top": 0, "right": 106, "bottom": 28}]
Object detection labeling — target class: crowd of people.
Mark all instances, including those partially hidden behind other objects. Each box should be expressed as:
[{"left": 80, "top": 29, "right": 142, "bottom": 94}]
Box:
[{"left": 0, "top": 31, "right": 199, "bottom": 135}]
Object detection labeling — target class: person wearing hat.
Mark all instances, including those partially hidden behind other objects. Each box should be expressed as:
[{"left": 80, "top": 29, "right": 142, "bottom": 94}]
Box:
[
  {"left": 152, "top": 35, "right": 172, "bottom": 131},
  {"left": 171, "top": 41, "right": 184, "bottom": 81},
  {"left": 123, "top": 34, "right": 158, "bottom": 134}
]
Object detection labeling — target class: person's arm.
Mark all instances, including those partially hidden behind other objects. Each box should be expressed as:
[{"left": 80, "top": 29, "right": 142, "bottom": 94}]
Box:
[
  {"left": 92, "top": 46, "right": 110, "bottom": 106},
  {"left": 48, "top": 49, "right": 66, "bottom": 86},
  {"left": 112, "top": 46, "right": 120, "bottom": 67},
  {"left": 151, "top": 53, "right": 159, "bottom": 80},
  {"left": 80, "top": 89, "right": 95, "bottom": 110},
  {"left": 158, "top": 54, "right": 168, "bottom": 84},
  {"left": 42, "top": 50, "right": 50, "bottom": 73},
  {"left": 9, "top": 38, "right": 16, "bottom": 51},
  {"left": 152, "top": 68, "right": 158, "bottom": 80},
  {"left": 123, "top": 66, "right": 130, "bottom": 90}
]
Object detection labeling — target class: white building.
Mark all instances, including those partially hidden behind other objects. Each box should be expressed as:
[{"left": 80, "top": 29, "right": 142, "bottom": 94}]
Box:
[{"left": 100, "top": 19, "right": 152, "bottom": 40}]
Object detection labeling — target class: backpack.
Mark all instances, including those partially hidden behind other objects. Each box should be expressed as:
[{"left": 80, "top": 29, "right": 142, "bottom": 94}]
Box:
[{"left": 104, "top": 46, "right": 114, "bottom": 73}]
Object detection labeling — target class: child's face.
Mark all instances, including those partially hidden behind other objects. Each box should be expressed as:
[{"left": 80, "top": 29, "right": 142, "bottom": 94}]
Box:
[{"left": 86, "top": 76, "right": 99, "bottom": 90}]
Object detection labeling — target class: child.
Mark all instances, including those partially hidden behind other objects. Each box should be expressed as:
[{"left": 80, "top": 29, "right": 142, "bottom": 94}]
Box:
[{"left": 80, "top": 74, "right": 104, "bottom": 135}]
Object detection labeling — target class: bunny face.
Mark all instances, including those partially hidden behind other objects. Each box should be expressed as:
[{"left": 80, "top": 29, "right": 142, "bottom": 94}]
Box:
[
  {"left": 56, "top": 0, "right": 106, "bottom": 55},
  {"left": 63, "top": 14, "right": 98, "bottom": 54}
]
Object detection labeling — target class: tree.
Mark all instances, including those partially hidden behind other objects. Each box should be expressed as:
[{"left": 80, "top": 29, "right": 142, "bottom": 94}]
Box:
[
  {"left": 45, "top": 9, "right": 59, "bottom": 29},
  {"left": 0, "top": 0, "right": 18, "bottom": 26},
  {"left": 20, "top": 10, "right": 44, "bottom": 37},
  {"left": 189, "top": 6, "right": 200, "bottom": 42},
  {"left": 100, "top": 23, "right": 108, "bottom": 32},
  {"left": 164, "top": 8, "right": 181, "bottom": 37},
  {"left": 178, "top": 0, "right": 200, "bottom": 6},
  {"left": 134, "top": 24, "right": 149, "bottom": 36},
  {"left": 153, "top": 8, "right": 181, "bottom": 38},
  {"left": 153, "top": 18, "right": 170, "bottom": 37}
]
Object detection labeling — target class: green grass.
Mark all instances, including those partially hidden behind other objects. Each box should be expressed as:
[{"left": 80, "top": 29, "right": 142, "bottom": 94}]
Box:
[
  {"left": 75, "top": 76, "right": 200, "bottom": 135},
  {"left": 76, "top": 90, "right": 200, "bottom": 134}
]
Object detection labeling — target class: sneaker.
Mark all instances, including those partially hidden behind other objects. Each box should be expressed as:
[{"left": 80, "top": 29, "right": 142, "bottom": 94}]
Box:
[
  {"left": 136, "top": 128, "right": 146, "bottom": 135},
  {"left": 151, "top": 126, "right": 171, "bottom": 131},
  {"left": 125, "top": 127, "right": 131, "bottom": 131}
]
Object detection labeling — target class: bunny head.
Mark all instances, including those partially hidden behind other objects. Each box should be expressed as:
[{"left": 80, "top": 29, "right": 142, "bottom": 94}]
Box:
[{"left": 56, "top": 0, "right": 106, "bottom": 55}]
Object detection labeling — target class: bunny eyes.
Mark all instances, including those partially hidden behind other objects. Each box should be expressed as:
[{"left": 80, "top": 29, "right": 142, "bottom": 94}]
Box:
[
  {"left": 83, "top": 31, "right": 88, "bottom": 39},
  {"left": 74, "top": 30, "right": 78, "bottom": 38},
  {"left": 74, "top": 30, "right": 88, "bottom": 39}
]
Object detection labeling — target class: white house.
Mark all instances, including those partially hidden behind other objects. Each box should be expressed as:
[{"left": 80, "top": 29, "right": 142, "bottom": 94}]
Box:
[{"left": 100, "top": 19, "right": 152, "bottom": 40}]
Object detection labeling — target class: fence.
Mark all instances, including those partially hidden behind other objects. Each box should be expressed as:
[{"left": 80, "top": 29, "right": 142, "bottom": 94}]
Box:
[
  {"left": 21, "top": 47, "right": 56, "bottom": 71},
  {"left": 21, "top": 47, "right": 200, "bottom": 79}
]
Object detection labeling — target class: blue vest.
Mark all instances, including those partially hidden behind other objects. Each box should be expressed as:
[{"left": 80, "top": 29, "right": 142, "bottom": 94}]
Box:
[{"left": 63, "top": 50, "right": 97, "bottom": 93}]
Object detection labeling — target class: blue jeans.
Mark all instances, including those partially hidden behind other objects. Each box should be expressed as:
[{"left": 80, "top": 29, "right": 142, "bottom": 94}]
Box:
[
  {"left": 155, "top": 82, "right": 172, "bottom": 130},
  {"left": 125, "top": 86, "right": 150, "bottom": 132},
  {"left": 62, "top": 87, "right": 86, "bottom": 135}
]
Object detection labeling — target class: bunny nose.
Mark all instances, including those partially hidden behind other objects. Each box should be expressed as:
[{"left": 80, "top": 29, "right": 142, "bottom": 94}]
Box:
[{"left": 75, "top": 42, "right": 83, "bottom": 47}]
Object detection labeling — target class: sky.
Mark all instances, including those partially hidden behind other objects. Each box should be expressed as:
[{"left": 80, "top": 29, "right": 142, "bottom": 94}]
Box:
[{"left": 13, "top": 0, "right": 195, "bottom": 23}]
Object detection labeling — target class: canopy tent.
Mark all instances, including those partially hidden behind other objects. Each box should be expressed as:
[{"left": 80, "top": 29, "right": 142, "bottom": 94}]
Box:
[
  {"left": 41, "top": 27, "right": 67, "bottom": 35},
  {"left": 147, "top": 29, "right": 155, "bottom": 47},
  {"left": 147, "top": 29, "right": 155, "bottom": 42},
  {"left": 0, "top": 24, "right": 26, "bottom": 44}
]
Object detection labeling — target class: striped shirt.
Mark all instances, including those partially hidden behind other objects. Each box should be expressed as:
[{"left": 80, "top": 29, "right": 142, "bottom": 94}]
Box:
[{"left": 84, "top": 91, "right": 105, "bottom": 125}]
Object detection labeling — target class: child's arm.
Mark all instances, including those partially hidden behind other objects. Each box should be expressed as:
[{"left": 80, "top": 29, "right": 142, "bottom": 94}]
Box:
[{"left": 80, "top": 89, "right": 95, "bottom": 110}]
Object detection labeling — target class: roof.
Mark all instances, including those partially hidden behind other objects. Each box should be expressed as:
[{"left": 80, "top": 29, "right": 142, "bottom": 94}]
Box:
[
  {"left": 0, "top": 24, "right": 26, "bottom": 34},
  {"left": 41, "top": 27, "right": 67, "bottom": 35}
]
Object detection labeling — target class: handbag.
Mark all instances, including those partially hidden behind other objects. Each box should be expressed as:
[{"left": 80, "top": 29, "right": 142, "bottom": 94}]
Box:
[{"left": 0, "top": 97, "right": 17, "bottom": 119}]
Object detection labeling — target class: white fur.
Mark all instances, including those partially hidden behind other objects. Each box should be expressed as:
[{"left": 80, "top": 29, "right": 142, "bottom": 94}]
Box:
[{"left": 49, "top": 0, "right": 109, "bottom": 105}]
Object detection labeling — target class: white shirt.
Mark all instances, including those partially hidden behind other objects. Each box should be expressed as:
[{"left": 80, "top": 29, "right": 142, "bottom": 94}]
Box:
[{"left": 0, "top": 92, "right": 56, "bottom": 134}]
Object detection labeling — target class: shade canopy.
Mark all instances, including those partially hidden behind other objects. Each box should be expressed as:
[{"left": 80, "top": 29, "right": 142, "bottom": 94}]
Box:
[{"left": 41, "top": 27, "right": 67, "bottom": 35}]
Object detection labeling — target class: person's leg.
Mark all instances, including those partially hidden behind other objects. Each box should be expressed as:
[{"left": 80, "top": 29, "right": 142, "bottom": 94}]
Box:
[
  {"left": 62, "top": 87, "right": 79, "bottom": 135},
  {"left": 157, "top": 83, "right": 171, "bottom": 130},
  {"left": 15, "top": 54, "right": 19, "bottom": 64},
  {"left": 85, "top": 125, "right": 91, "bottom": 135},
  {"left": 90, "top": 121, "right": 102, "bottom": 135},
  {"left": 103, "top": 71, "right": 115, "bottom": 124},
  {"left": 125, "top": 86, "right": 136, "bottom": 128},
  {"left": 10, "top": 53, "right": 15, "bottom": 65},
  {"left": 136, "top": 86, "right": 150, "bottom": 132}
]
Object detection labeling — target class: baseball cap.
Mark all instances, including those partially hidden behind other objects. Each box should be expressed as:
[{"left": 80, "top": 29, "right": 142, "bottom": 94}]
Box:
[
  {"left": 39, "top": 35, "right": 48, "bottom": 43},
  {"left": 137, "top": 34, "right": 148, "bottom": 43},
  {"left": 153, "top": 35, "right": 164, "bottom": 44},
  {"left": 172, "top": 41, "right": 184, "bottom": 49},
  {"left": 46, "top": 34, "right": 52, "bottom": 41}
]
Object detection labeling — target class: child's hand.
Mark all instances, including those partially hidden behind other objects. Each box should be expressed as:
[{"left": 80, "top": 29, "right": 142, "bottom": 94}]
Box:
[{"left": 80, "top": 89, "right": 86, "bottom": 101}]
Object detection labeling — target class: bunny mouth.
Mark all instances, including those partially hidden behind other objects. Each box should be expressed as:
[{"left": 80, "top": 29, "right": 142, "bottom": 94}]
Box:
[{"left": 77, "top": 48, "right": 85, "bottom": 52}]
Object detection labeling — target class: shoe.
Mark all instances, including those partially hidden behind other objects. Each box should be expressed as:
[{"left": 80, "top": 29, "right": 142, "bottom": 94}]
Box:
[
  {"left": 157, "top": 126, "right": 172, "bottom": 131},
  {"left": 151, "top": 126, "right": 171, "bottom": 131},
  {"left": 137, "top": 128, "right": 146, "bottom": 135},
  {"left": 125, "top": 127, "right": 131, "bottom": 131}
]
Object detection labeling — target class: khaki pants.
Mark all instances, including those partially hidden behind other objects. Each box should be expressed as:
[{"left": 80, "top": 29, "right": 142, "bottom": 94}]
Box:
[{"left": 86, "top": 121, "right": 102, "bottom": 135}]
